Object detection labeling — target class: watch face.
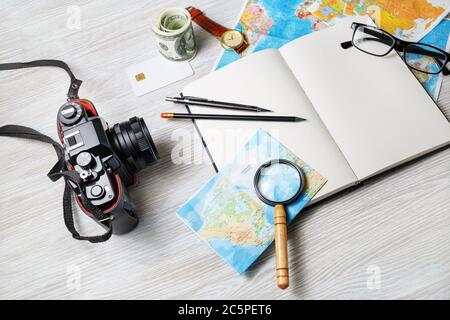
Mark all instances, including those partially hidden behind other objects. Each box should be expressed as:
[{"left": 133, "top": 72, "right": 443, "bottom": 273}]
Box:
[{"left": 221, "top": 30, "right": 244, "bottom": 49}]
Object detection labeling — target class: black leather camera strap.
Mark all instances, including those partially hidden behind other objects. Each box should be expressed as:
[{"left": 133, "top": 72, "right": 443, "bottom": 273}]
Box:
[
  {"left": 0, "top": 125, "right": 112, "bottom": 243},
  {"left": 0, "top": 60, "right": 112, "bottom": 243},
  {"left": 0, "top": 59, "right": 82, "bottom": 100}
]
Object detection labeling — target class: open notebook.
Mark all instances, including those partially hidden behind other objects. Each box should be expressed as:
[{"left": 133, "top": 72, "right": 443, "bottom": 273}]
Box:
[{"left": 183, "top": 17, "right": 450, "bottom": 202}]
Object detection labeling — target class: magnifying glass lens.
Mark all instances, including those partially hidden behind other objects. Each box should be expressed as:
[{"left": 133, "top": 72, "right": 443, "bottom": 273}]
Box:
[{"left": 256, "top": 163, "right": 302, "bottom": 203}]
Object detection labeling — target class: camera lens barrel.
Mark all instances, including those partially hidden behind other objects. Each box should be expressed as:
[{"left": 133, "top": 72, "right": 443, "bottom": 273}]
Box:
[{"left": 109, "top": 117, "right": 159, "bottom": 174}]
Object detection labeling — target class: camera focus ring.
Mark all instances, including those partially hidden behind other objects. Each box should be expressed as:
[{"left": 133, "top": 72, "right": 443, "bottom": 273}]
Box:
[
  {"left": 129, "top": 117, "right": 150, "bottom": 152},
  {"left": 108, "top": 117, "right": 159, "bottom": 174}
]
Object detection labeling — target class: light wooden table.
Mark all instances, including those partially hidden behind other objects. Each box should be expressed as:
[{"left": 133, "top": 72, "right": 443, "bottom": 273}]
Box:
[{"left": 0, "top": 0, "right": 449, "bottom": 300}]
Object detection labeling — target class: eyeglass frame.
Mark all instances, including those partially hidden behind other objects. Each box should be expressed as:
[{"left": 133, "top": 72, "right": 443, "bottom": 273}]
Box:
[{"left": 341, "top": 22, "right": 450, "bottom": 76}]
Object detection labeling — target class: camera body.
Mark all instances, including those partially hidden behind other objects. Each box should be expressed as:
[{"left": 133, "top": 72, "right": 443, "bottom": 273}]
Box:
[{"left": 57, "top": 99, "right": 159, "bottom": 234}]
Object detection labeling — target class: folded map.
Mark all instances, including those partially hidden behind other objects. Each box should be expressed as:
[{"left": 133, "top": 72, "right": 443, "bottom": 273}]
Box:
[{"left": 177, "top": 129, "right": 327, "bottom": 273}]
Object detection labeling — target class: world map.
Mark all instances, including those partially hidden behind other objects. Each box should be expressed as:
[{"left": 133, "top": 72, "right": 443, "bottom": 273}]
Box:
[
  {"left": 308, "top": 0, "right": 450, "bottom": 42},
  {"left": 177, "top": 130, "right": 327, "bottom": 273},
  {"left": 215, "top": 0, "right": 327, "bottom": 70}
]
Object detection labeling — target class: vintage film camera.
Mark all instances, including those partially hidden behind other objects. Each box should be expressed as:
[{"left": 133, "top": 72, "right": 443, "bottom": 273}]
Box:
[
  {"left": 56, "top": 99, "right": 159, "bottom": 234},
  {"left": 0, "top": 59, "right": 160, "bottom": 241}
]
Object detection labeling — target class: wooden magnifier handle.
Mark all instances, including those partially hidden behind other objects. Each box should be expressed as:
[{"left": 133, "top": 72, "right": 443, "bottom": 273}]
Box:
[{"left": 274, "top": 204, "right": 289, "bottom": 289}]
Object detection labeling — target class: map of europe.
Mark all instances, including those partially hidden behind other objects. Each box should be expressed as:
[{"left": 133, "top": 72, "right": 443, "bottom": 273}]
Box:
[{"left": 177, "top": 130, "right": 327, "bottom": 273}]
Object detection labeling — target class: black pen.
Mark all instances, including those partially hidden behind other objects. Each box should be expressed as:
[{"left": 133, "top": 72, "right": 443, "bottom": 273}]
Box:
[
  {"left": 165, "top": 95, "right": 273, "bottom": 112},
  {"left": 161, "top": 112, "right": 305, "bottom": 122}
]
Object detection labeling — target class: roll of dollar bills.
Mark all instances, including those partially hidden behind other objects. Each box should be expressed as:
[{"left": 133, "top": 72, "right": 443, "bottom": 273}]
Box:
[{"left": 152, "top": 8, "right": 197, "bottom": 61}]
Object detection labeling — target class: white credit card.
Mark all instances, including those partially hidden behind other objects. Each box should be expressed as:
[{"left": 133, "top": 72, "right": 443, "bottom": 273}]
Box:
[{"left": 126, "top": 55, "right": 194, "bottom": 96}]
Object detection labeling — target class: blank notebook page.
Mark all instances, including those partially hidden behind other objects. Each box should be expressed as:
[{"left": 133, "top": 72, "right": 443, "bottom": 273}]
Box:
[{"left": 280, "top": 17, "right": 450, "bottom": 180}]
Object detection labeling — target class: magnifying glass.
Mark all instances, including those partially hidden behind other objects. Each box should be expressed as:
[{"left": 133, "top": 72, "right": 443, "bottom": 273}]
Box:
[{"left": 253, "top": 159, "right": 305, "bottom": 289}]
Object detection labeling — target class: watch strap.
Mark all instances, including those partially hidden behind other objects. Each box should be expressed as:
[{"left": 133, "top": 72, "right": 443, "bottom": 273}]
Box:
[
  {"left": 235, "top": 42, "right": 248, "bottom": 54},
  {"left": 187, "top": 7, "right": 228, "bottom": 38}
]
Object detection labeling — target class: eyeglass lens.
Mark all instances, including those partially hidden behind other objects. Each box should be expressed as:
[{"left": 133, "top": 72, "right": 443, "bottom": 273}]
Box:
[
  {"left": 353, "top": 25, "right": 395, "bottom": 56},
  {"left": 404, "top": 43, "right": 447, "bottom": 74}
]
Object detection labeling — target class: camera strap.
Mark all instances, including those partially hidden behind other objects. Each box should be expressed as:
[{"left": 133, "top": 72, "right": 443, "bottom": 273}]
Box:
[
  {"left": 0, "top": 125, "right": 113, "bottom": 243},
  {"left": 0, "top": 59, "right": 82, "bottom": 100},
  {"left": 0, "top": 60, "right": 112, "bottom": 243}
]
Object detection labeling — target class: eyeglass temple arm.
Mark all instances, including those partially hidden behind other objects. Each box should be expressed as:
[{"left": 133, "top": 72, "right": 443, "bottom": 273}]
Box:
[
  {"left": 341, "top": 26, "right": 394, "bottom": 49},
  {"left": 341, "top": 41, "right": 353, "bottom": 49},
  {"left": 341, "top": 37, "right": 391, "bottom": 49}
]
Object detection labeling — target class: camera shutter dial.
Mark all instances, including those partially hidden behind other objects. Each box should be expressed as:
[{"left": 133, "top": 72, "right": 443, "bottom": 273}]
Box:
[
  {"left": 76, "top": 151, "right": 93, "bottom": 169},
  {"left": 58, "top": 102, "right": 83, "bottom": 126},
  {"left": 61, "top": 105, "right": 77, "bottom": 118}
]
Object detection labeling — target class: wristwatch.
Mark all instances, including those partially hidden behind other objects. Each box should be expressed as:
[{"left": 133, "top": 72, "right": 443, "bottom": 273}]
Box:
[{"left": 187, "top": 6, "right": 249, "bottom": 54}]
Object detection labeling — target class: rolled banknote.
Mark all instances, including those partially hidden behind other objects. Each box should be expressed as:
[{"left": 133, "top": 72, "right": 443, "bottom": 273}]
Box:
[{"left": 152, "top": 8, "right": 197, "bottom": 61}]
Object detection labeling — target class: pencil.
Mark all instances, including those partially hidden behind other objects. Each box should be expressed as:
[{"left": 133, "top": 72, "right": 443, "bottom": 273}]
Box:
[
  {"left": 161, "top": 113, "right": 305, "bottom": 122},
  {"left": 165, "top": 96, "right": 273, "bottom": 112}
]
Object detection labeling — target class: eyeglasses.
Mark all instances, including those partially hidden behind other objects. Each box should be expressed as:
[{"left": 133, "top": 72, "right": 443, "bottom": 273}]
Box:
[{"left": 341, "top": 23, "right": 450, "bottom": 76}]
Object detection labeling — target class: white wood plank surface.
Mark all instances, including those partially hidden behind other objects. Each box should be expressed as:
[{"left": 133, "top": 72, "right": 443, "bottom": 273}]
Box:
[{"left": 0, "top": 0, "right": 449, "bottom": 299}]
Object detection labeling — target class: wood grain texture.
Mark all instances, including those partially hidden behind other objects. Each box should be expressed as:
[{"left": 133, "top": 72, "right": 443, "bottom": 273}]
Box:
[{"left": 0, "top": 0, "right": 449, "bottom": 300}]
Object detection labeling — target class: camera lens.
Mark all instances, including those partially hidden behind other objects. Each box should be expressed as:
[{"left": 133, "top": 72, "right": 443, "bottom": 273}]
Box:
[{"left": 109, "top": 117, "right": 159, "bottom": 173}]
